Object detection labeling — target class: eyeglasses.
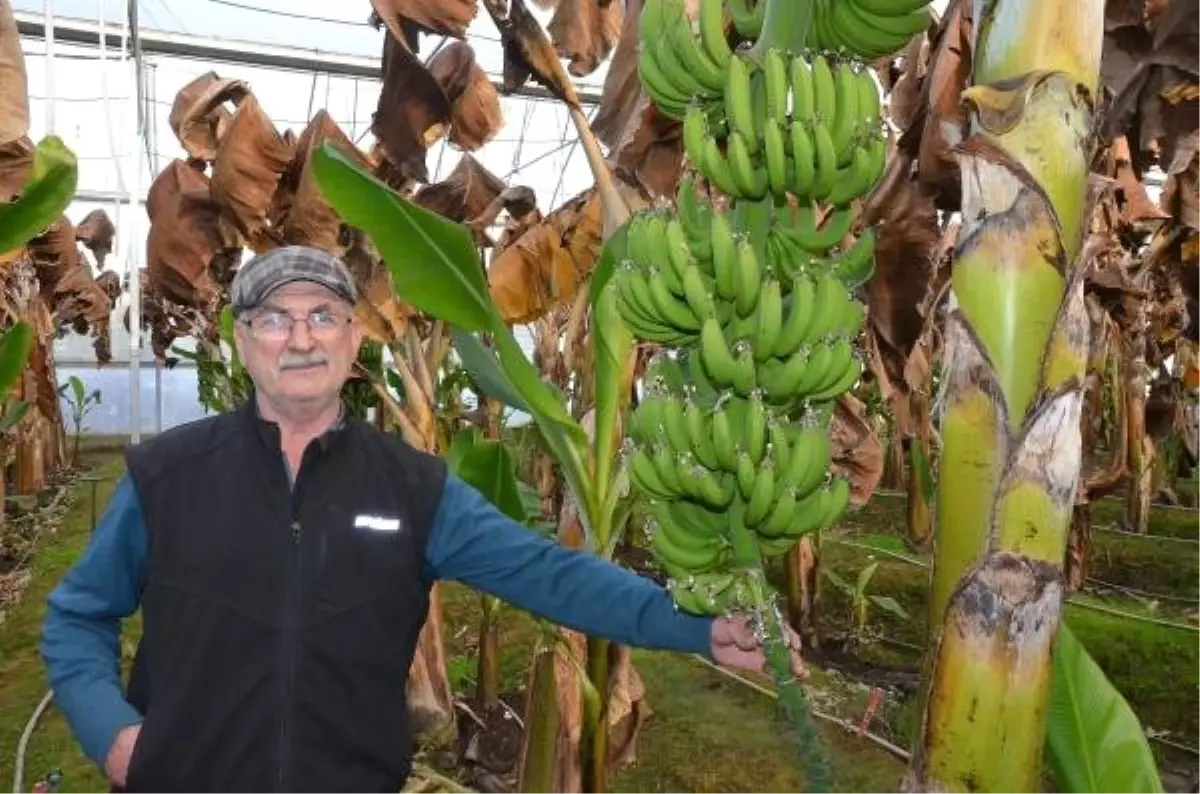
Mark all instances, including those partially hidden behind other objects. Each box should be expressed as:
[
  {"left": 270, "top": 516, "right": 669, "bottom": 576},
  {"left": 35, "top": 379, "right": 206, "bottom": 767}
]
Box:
[{"left": 241, "top": 308, "right": 352, "bottom": 341}]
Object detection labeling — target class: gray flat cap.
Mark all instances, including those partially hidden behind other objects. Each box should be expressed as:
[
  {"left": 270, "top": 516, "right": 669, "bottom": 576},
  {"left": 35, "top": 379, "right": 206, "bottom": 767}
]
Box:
[{"left": 230, "top": 246, "right": 359, "bottom": 314}]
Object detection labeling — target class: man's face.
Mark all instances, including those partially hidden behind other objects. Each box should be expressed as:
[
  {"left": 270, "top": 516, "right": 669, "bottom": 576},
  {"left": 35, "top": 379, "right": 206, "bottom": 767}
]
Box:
[{"left": 233, "top": 281, "right": 362, "bottom": 409}]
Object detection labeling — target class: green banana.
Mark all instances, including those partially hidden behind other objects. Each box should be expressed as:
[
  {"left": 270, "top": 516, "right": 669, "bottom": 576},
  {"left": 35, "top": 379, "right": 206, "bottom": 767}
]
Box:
[
  {"left": 811, "top": 54, "right": 836, "bottom": 125},
  {"left": 780, "top": 204, "right": 853, "bottom": 254},
  {"left": 763, "top": 48, "right": 789, "bottom": 122},
  {"left": 830, "top": 60, "right": 860, "bottom": 165},
  {"left": 700, "top": 317, "right": 739, "bottom": 387},
  {"left": 733, "top": 236, "right": 762, "bottom": 318},
  {"left": 790, "top": 54, "right": 815, "bottom": 124},
  {"left": 773, "top": 273, "right": 816, "bottom": 357},
  {"left": 788, "top": 119, "right": 816, "bottom": 200},
  {"left": 666, "top": 4, "right": 725, "bottom": 95},
  {"left": 631, "top": 448, "right": 675, "bottom": 499},
  {"left": 744, "top": 391, "right": 768, "bottom": 465},
  {"left": 711, "top": 400, "right": 740, "bottom": 471},
  {"left": 702, "top": 135, "right": 740, "bottom": 197},
  {"left": 744, "top": 460, "right": 777, "bottom": 527},
  {"left": 698, "top": 0, "right": 732, "bottom": 69},
  {"left": 711, "top": 210, "right": 739, "bottom": 301},
  {"left": 731, "top": 342, "right": 757, "bottom": 397},
  {"left": 727, "top": 130, "right": 768, "bottom": 200},
  {"left": 685, "top": 398, "right": 720, "bottom": 470},
  {"left": 725, "top": 55, "right": 759, "bottom": 154},
  {"left": 647, "top": 265, "right": 701, "bottom": 330},
  {"left": 753, "top": 278, "right": 784, "bottom": 362},
  {"left": 661, "top": 394, "right": 692, "bottom": 456},
  {"left": 763, "top": 119, "right": 790, "bottom": 199}
]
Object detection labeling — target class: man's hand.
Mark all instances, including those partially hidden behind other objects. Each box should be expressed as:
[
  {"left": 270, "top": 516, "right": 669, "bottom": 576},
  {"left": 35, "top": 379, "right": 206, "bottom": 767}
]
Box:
[
  {"left": 105, "top": 724, "right": 141, "bottom": 788},
  {"left": 710, "top": 614, "right": 806, "bottom": 678}
]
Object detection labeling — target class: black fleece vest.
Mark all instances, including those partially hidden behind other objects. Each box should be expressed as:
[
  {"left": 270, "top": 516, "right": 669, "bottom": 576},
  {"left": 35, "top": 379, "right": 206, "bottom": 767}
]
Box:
[{"left": 121, "top": 399, "right": 447, "bottom": 792}]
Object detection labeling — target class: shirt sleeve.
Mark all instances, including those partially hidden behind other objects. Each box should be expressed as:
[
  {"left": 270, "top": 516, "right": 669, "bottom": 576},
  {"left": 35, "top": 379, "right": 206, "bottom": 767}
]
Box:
[
  {"left": 40, "top": 475, "right": 148, "bottom": 766},
  {"left": 424, "top": 474, "right": 714, "bottom": 657}
]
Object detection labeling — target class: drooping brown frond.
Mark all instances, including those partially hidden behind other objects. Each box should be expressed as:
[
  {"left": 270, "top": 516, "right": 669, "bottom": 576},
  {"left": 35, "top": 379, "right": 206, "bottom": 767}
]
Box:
[
  {"left": 373, "top": 32, "right": 452, "bottom": 187},
  {"left": 830, "top": 395, "right": 885, "bottom": 505},
  {"left": 1101, "top": 0, "right": 1199, "bottom": 173},
  {"left": 482, "top": 0, "right": 582, "bottom": 108},
  {"left": 488, "top": 188, "right": 607, "bottom": 323},
  {"left": 0, "top": 0, "right": 28, "bottom": 146},
  {"left": 146, "top": 160, "right": 239, "bottom": 309},
  {"left": 592, "top": 0, "right": 644, "bottom": 151},
  {"left": 427, "top": 41, "right": 504, "bottom": 151},
  {"left": 168, "top": 72, "right": 249, "bottom": 162},
  {"left": 897, "top": 0, "right": 972, "bottom": 210},
  {"left": 413, "top": 153, "right": 508, "bottom": 223},
  {"left": 370, "top": 0, "right": 478, "bottom": 42},
  {"left": 208, "top": 93, "right": 293, "bottom": 249},
  {"left": 275, "top": 110, "right": 370, "bottom": 254},
  {"left": 548, "top": 0, "right": 623, "bottom": 78},
  {"left": 0, "top": 134, "right": 32, "bottom": 201},
  {"left": 74, "top": 209, "right": 116, "bottom": 268}
]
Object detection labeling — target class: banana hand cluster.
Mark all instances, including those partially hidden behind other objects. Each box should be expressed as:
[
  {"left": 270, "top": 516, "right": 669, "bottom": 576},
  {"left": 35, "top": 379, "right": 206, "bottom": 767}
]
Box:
[
  {"left": 636, "top": 0, "right": 736, "bottom": 121},
  {"left": 804, "top": 0, "right": 932, "bottom": 60},
  {"left": 683, "top": 48, "right": 887, "bottom": 207}
]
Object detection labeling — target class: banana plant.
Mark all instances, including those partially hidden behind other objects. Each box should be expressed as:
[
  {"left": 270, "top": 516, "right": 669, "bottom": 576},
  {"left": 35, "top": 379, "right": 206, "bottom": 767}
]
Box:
[
  {"left": 0, "top": 135, "right": 78, "bottom": 257},
  {"left": 901, "top": 0, "right": 1163, "bottom": 791},
  {"left": 311, "top": 141, "right": 639, "bottom": 792},
  {"left": 58, "top": 375, "right": 102, "bottom": 467}
]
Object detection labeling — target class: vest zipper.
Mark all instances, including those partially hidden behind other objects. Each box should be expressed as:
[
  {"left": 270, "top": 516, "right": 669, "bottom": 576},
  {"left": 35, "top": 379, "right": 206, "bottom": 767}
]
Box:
[{"left": 275, "top": 515, "right": 303, "bottom": 791}]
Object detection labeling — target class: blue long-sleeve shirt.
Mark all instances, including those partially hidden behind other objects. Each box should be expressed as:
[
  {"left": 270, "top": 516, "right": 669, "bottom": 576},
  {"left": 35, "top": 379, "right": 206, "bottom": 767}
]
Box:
[{"left": 41, "top": 473, "right": 713, "bottom": 767}]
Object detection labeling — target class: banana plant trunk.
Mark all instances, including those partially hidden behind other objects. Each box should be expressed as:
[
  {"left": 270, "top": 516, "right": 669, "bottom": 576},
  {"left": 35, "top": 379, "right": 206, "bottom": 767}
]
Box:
[
  {"left": 905, "top": 390, "right": 935, "bottom": 550},
  {"left": 1124, "top": 276, "right": 1151, "bottom": 533},
  {"left": 903, "top": 0, "right": 1104, "bottom": 789}
]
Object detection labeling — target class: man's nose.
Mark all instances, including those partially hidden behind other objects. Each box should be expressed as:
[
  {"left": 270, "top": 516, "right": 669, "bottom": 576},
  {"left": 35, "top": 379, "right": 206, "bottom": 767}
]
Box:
[{"left": 287, "top": 320, "right": 316, "bottom": 349}]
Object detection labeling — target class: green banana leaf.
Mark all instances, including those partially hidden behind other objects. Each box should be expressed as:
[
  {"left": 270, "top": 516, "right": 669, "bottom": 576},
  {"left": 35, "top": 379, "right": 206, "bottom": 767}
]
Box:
[
  {"left": 445, "top": 425, "right": 483, "bottom": 474},
  {"left": 0, "top": 400, "right": 31, "bottom": 433},
  {"left": 310, "top": 142, "right": 493, "bottom": 332},
  {"left": 0, "top": 322, "right": 34, "bottom": 397},
  {"left": 907, "top": 440, "right": 936, "bottom": 505},
  {"left": 445, "top": 427, "right": 526, "bottom": 523},
  {"left": 451, "top": 328, "right": 529, "bottom": 412},
  {"left": 588, "top": 220, "right": 634, "bottom": 541},
  {"left": 1044, "top": 625, "right": 1164, "bottom": 793},
  {"left": 310, "top": 140, "right": 595, "bottom": 533},
  {"left": 0, "top": 136, "right": 78, "bottom": 256}
]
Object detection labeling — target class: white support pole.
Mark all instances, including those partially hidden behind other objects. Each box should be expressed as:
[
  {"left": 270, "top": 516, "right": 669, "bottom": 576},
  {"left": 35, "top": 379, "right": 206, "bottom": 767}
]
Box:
[
  {"left": 42, "top": 0, "right": 53, "bottom": 133},
  {"left": 126, "top": 0, "right": 142, "bottom": 444}
]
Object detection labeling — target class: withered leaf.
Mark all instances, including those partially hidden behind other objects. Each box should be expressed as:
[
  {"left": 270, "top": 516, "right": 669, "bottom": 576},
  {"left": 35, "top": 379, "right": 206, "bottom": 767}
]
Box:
[
  {"left": 489, "top": 222, "right": 579, "bottom": 324},
  {"left": 168, "top": 72, "right": 248, "bottom": 162},
  {"left": 370, "top": 0, "right": 478, "bottom": 41},
  {"left": 866, "top": 176, "right": 941, "bottom": 386},
  {"left": 592, "top": 0, "right": 644, "bottom": 152},
  {"left": 0, "top": 134, "right": 33, "bottom": 201},
  {"left": 483, "top": 0, "right": 582, "bottom": 108},
  {"left": 277, "top": 110, "right": 370, "bottom": 253},
  {"left": 373, "top": 32, "right": 452, "bottom": 185},
  {"left": 427, "top": 41, "right": 504, "bottom": 151},
  {"left": 209, "top": 93, "right": 292, "bottom": 246},
  {"left": 830, "top": 395, "right": 885, "bottom": 505},
  {"left": 147, "top": 160, "right": 239, "bottom": 309},
  {"left": 74, "top": 209, "right": 116, "bottom": 268},
  {"left": 549, "top": 0, "right": 623, "bottom": 78},
  {"left": 0, "top": 0, "right": 27, "bottom": 145},
  {"left": 413, "top": 153, "right": 507, "bottom": 222}
]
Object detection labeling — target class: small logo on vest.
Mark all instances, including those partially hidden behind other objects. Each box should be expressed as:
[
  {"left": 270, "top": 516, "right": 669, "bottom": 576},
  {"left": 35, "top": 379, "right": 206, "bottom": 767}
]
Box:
[{"left": 354, "top": 514, "right": 402, "bottom": 532}]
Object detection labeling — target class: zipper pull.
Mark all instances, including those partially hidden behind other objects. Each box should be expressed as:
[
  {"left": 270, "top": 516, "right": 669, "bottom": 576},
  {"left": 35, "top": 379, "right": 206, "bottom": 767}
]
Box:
[{"left": 291, "top": 520, "right": 301, "bottom": 544}]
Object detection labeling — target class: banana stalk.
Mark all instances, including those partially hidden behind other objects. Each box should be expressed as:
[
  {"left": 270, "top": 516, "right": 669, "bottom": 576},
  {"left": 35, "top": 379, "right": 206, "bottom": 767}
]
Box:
[{"left": 903, "top": 1, "right": 1105, "bottom": 790}]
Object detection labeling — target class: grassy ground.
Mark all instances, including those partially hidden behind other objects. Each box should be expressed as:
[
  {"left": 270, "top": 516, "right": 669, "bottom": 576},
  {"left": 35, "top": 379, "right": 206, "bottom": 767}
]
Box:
[{"left": 0, "top": 452, "right": 126, "bottom": 793}]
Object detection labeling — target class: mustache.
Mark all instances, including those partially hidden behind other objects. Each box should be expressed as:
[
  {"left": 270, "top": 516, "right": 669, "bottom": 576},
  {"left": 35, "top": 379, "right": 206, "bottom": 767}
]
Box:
[{"left": 277, "top": 351, "right": 329, "bottom": 370}]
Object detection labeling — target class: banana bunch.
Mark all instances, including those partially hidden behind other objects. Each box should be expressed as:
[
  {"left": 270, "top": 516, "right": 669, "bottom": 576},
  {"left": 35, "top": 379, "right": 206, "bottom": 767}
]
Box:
[
  {"left": 682, "top": 48, "right": 887, "bottom": 207},
  {"left": 636, "top": 0, "right": 735, "bottom": 121},
  {"left": 804, "top": 0, "right": 932, "bottom": 60}
]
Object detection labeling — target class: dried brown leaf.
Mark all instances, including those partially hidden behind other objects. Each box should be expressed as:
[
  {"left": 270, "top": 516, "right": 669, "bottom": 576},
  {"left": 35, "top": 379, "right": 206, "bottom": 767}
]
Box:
[
  {"left": 413, "top": 153, "right": 508, "bottom": 222},
  {"left": 370, "top": 0, "right": 478, "bottom": 40},
  {"left": 887, "top": 33, "right": 929, "bottom": 131},
  {"left": 592, "top": 0, "right": 644, "bottom": 151},
  {"left": 74, "top": 209, "right": 116, "bottom": 268},
  {"left": 830, "top": 395, "right": 885, "bottom": 505},
  {"left": 0, "top": 0, "right": 27, "bottom": 145},
  {"left": 277, "top": 110, "right": 370, "bottom": 253},
  {"left": 147, "top": 160, "right": 238, "bottom": 309},
  {"left": 483, "top": 0, "right": 582, "bottom": 108},
  {"left": 168, "top": 72, "right": 248, "bottom": 162},
  {"left": 900, "top": 0, "right": 970, "bottom": 209},
  {"left": 373, "top": 32, "right": 452, "bottom": 185},
  {"left": 549, "top": 0, "right": 623, "bottom": 78},
  {"left": 0, "top": 134, "right": 33, "bottom": 202},
  {"left": 428, "top": 42, "right": 503, "bottom": 151},
  {"left": 209, "top": 93, "right": 292, "bottom": 246},
  {"left": 489, "top": 223, "right": 579, "bottom": 324}
]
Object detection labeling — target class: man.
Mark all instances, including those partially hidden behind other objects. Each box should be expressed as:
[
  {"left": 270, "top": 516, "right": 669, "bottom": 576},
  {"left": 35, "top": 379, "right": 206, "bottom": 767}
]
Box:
[{"left": 41, "top": 245, "right": 804, "bottom": 793}]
